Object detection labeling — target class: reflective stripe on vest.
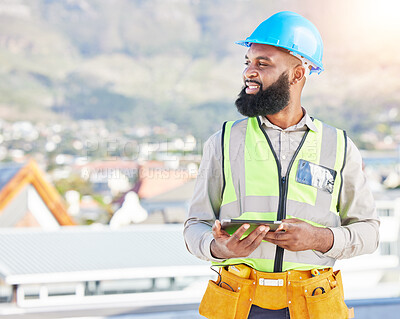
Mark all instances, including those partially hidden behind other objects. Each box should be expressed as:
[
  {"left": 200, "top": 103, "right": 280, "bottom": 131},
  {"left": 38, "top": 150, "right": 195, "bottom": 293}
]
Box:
[{"left": 213, "top": 117, "right": 347, "bottom": 272}]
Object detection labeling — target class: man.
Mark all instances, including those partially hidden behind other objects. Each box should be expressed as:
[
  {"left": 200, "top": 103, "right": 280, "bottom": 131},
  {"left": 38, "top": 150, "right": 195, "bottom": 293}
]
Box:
[{"left": 184, "top": 11, "right": 379, "bottom": 319}]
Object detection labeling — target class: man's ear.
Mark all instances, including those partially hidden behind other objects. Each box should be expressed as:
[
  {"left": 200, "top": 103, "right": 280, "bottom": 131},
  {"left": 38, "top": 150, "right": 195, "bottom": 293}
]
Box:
[{"left": 290, "top": 65, "right": 306, "bottom": 85}]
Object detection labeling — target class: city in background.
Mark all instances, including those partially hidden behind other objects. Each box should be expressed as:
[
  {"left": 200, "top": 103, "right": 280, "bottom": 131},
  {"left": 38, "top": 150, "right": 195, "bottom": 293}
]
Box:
[{"left": 0, "top": 0, "right": 400, "bottom": 318}]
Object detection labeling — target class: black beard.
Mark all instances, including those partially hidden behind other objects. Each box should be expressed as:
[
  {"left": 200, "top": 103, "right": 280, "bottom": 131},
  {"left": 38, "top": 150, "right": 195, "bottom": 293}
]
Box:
[{"left": 235, "top": 71, "right": 290, "bottom": 117}]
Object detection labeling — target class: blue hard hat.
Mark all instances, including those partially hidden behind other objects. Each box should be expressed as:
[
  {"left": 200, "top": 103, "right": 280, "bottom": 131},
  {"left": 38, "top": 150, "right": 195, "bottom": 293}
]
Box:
[{"left": 236, "top": 11, "right": 324, "bottom": 74}]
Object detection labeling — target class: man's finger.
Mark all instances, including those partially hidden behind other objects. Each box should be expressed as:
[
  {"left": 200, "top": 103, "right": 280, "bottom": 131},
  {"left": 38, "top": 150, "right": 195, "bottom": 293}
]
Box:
[
  {"left": 247, "top": 227, "right": 269, "bottom": 250},
  {"left": 212, "top": 220, "right": 230, "bottom": 238},
  {"left": 212, "top": 220, "right": 221, "bottom": 234},
  {"left": 275, "top": 224, "right": 285, "bottom": 232},
  {"left": 230, "top": 223, "right": 250, "bottom": 241},
  {"left": 264, "top": 229, "right": 290, "bottom": 241},
  {"left": 281, "top": 218, "right": 301, "bottom": 223},
  {"left": 275, "top": 222, "right": 291, "bottom": 232},
  {"left": 266, "top": 238, "right": 285, "bottom": 246},
  {"left": 265, "top": 235, "right": 290, "bottom": 243},
  {"left": 241, "top": 225, "right": 269, "bottom": 247},
  {"left": 212, "top": 220, "right": 226, "bottom": 237}
]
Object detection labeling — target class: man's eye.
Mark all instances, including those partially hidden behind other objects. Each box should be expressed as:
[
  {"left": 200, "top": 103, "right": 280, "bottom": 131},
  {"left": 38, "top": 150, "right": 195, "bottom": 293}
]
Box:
[
  {"left": 259, "top": 63, "right": 269, "bottom": 67},
  {"left": 244, "top": 61, "right": 250, "bottom": 66}
]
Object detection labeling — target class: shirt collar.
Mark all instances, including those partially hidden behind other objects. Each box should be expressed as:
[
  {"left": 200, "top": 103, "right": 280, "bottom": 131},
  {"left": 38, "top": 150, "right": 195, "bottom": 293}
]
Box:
[{"left": 259, "top": 108, "right": 318, "bottom": 133}]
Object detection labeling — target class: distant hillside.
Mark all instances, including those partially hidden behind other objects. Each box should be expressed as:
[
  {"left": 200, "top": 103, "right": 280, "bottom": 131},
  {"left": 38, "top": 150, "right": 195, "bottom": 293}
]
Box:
[{"left": 0, "top": 0, "right": 399, "bottom": 143}]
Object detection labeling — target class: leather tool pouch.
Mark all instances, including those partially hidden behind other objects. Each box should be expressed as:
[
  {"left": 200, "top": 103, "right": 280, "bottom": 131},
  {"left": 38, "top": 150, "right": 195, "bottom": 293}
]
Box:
[
  {"left": 253, "top": 271, "right": 287, "bottom": 310},
  {"left": 199, "top": 267, "right": 254, "bottom": 319},
  {"left": 199, "top": 267, "right": 353, "bottom": 319},
  {"left": 289, "top": 270, "right": 351, "bottom": 319},
  {"left": 199, "top": 280, "right": 240, "bottom": 319}
]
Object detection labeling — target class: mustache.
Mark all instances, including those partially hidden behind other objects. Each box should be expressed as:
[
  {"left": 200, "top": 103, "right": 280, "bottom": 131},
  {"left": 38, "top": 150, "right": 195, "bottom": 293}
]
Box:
[{"left": 245, "top": 79, "right": 262, "bottom": 86}]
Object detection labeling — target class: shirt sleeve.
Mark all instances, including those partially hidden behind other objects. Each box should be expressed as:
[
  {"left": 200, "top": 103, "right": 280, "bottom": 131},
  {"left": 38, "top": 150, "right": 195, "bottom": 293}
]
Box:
[
  {"left": 183, "top": 130, "right": 226, "bottom": 262},
  {"left": 324, "top": 136, "right": 380, "bottom": 259}
]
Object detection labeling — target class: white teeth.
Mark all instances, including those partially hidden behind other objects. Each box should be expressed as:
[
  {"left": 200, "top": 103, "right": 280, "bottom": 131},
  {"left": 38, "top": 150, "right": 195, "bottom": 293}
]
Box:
[{"left": 248, "top": 85, "right": 259, "bottom": 89}]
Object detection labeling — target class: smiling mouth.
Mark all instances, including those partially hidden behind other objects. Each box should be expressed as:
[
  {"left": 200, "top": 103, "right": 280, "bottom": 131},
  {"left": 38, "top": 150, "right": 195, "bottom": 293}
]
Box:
[
  {"left": 247, "top": 84, "right": 259, "bottom": 89},
  {"left": 245, "top": 81, "right": 261, "bottom": 94}
]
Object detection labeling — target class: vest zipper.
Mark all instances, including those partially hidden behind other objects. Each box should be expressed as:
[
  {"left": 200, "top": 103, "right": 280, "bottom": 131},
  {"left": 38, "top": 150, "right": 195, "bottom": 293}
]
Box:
[
  {"left": 274, "top": 176, "right": 287, "bottom": 272},
  {"left": 256, "top": 117, "right": 310, "bottom": 272},
  {"left": 277, "top": 176, "right": 287, "bottom": 225},
  {"left": 274, "top": 131, "right": 309, "bottom": 272}
]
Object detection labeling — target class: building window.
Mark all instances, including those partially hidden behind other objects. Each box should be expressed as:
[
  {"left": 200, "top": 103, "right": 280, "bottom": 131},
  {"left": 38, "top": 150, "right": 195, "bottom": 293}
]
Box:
[
  {"left": 379, "top": 242, "right": 397, "bottom": 256},
  {"left": 377, "top": 208, "right": 394, "bottom": 217}
]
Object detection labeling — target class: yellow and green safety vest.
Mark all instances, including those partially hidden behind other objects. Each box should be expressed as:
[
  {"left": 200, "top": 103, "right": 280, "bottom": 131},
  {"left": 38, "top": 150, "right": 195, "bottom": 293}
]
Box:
[{"left": 213, "top": 116, "right": 347, "bottom": 273}]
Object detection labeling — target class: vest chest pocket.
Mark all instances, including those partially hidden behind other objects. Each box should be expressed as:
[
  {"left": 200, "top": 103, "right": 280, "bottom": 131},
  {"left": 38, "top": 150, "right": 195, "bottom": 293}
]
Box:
[{"left": 296, "top": 160, "right": 337, "bottom": 194}]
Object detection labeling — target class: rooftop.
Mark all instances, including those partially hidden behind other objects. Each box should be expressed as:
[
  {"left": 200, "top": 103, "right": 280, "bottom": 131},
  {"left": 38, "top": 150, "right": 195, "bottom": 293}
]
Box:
[{"left": 0, "top": 225, "right": 207, "bottom": 285}]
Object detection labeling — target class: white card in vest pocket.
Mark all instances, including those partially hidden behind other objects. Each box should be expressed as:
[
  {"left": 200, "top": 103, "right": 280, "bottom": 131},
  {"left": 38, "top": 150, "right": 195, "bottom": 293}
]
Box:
[{"left": 296, "top": 159, "right": 337, "bottom": 194}]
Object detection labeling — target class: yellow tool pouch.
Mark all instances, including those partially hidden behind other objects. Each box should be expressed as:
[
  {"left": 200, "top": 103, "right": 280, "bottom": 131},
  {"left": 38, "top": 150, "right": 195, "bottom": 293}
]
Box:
[
  {"left": 252, "top": 270, "right": 287, "bottom": 310},
  {"left": 199, "top": 280, "right": 240, "bottom": 319},
  {"left": 288, "top": 269, "right": 351, "bottom": 319},
  {"left": 199, "top": 265, "right": 353, "bottom": 319},
  {"left": 199, "top": 267, "right": 254, "bottom": 319}
]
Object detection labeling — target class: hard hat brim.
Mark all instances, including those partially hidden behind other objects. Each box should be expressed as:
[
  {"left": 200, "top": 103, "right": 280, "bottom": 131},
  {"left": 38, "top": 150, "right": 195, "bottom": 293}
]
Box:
[{"left": 235, "top": 40, "right": 324, "bottom": 74}]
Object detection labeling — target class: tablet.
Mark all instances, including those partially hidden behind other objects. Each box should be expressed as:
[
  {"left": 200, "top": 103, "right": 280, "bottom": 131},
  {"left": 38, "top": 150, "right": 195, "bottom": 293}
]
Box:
[{"left": 220, "top": 219, "right": 282, "bottom": 233}]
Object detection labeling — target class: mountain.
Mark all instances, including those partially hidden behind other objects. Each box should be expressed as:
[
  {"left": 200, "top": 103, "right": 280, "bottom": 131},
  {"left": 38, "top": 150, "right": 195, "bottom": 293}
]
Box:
[{"left": 0, "top": 0, "right": 399, "bottom": 143}]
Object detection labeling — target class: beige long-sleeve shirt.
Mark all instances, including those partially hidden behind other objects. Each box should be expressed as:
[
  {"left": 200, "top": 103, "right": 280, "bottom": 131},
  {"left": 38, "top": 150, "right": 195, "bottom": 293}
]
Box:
[{"left": 184, "top": 110, "right": 380, "bottom": 264}]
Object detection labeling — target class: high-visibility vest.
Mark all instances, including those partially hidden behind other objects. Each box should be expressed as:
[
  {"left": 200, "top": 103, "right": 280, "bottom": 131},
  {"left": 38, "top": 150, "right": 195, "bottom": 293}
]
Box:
[{"left": 213, "top": 116, "right": 347, "bottom": 272}]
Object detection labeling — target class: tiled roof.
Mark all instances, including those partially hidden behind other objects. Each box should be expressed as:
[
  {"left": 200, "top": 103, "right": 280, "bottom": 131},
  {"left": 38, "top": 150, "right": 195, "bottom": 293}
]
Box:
[
  {"left": 142, "top": 179, "right": 196, "bottom": 203},
  {"left": 0, "top": 163, "right": 23, "bottom": 190},
  {"left": 0, "top": 160, "right": 75, "bottom": 226},
  {"left": 136, "top": 168, "right": 194, "bottom": 199}
]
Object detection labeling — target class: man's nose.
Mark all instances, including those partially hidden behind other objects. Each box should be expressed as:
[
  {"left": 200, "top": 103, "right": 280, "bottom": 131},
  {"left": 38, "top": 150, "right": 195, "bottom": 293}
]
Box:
[{"left": 243, "top": 65, "right": 258, "bottom": 79}]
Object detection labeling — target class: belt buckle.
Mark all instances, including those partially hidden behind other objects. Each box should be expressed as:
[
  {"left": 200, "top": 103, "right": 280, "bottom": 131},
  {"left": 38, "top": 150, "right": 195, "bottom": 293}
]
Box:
[{"left": 259, "top": 278, "right": 284, "bottom": 286}]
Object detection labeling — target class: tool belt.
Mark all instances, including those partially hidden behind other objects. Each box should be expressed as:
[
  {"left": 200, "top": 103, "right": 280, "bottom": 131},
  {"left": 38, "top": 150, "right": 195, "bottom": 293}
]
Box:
[{"left": 199, "top": 265, "right": 354, "bottom": 319}]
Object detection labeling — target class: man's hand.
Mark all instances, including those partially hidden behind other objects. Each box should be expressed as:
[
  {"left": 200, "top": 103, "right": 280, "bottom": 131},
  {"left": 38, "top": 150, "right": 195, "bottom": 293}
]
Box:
[
  {"left": 264, "top": 218, "right": 334, "bottom": 253},
  {"left": 210, "top": 220, "right": 270, "bottom": 259}
]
